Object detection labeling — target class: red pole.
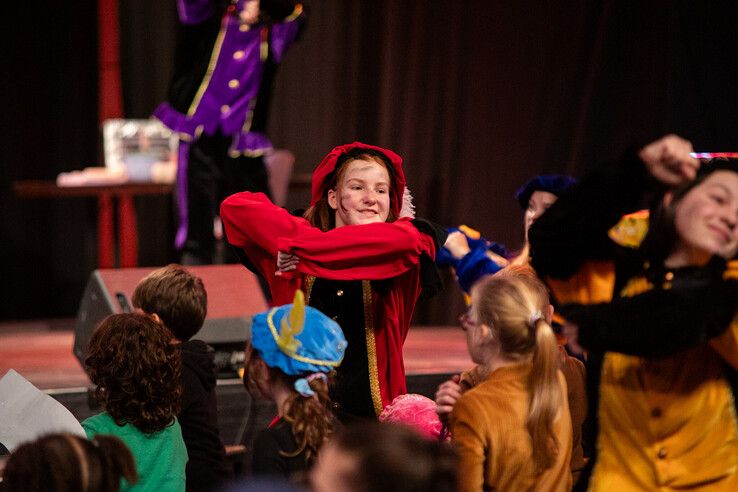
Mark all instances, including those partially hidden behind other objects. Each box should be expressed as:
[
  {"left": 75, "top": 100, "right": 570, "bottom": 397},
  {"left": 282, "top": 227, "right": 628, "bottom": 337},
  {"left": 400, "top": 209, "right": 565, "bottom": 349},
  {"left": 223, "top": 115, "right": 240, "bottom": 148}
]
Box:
[{"left": 98, "top": 0, "right": 123, "bottom": 122}]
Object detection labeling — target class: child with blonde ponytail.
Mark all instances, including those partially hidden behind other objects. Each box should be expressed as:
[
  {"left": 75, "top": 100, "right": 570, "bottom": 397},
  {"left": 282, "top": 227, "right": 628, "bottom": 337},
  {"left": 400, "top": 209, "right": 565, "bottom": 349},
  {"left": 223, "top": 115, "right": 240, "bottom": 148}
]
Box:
[{"left": 450, "top": 272, "right": 572, "bottom": 491}]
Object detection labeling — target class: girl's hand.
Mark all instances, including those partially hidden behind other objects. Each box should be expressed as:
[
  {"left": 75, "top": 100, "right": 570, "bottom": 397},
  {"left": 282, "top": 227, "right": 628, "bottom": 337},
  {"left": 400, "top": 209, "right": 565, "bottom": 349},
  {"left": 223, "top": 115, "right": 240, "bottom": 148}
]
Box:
[
  {"left": 444, "top": 231, "right": 472, "bottom": 259},
  {"left": 239, "top": 0, "right": 260, "bottom": 24},
  {"left": 275, "top": 251, "right": 299, "bottom": 276},
  {"left": 640, "top": 134, "right": 700, "bottom": 187},
  {"left": 435, "top": 374, "right": 462, "bottom": 424},
  {"left": 562, "top": 321, "right": 585, "bottom": 357}
]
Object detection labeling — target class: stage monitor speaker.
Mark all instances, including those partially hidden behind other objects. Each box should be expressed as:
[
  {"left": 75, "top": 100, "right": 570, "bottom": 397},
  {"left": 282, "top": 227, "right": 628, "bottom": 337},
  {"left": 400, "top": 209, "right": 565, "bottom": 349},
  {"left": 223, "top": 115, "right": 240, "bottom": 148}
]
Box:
[{"left": 73, "top": 265, "right": 269, "bottom": 372}]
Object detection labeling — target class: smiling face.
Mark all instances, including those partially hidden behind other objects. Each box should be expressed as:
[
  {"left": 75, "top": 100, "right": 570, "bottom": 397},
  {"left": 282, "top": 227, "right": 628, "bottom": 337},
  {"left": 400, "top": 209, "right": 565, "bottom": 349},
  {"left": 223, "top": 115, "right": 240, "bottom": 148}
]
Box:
[
  {"left": 327, "top": 158, "right": 391, "bottom": 227},
  {"left": 669, "top": 170, "right": 738, "bottom": 266},
  {"left": 524, "top": 190, "right": 558, "bottom": 239}
]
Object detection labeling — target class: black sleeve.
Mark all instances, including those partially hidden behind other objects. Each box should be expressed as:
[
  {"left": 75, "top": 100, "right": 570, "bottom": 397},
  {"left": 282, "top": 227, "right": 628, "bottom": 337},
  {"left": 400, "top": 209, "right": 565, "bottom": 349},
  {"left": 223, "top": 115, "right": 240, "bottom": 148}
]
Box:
[
  {"left": 411, "top": 218, "right": 448, "bottom": 300},
  {"left": 251, "top": 428, "right": 288, "bottom": 476},
  {"left": 529, "top": 147, "right": 654, "bottom": 280},
  {"left": 562, "top": 267, "right": 738, "bottom": 357},
  {"left": 261, "top": 0, "right": 302, "bottom": 21}
]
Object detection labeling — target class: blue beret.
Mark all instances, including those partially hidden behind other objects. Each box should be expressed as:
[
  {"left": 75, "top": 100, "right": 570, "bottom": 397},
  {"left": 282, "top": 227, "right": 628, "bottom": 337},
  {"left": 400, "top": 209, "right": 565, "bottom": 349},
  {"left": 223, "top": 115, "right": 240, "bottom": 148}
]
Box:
[
  {"left": 514, "top": 174, "right": 577, "bottom": 210},
  {"left": 251, "top": 291, "right": 347, "bottom": 376}
]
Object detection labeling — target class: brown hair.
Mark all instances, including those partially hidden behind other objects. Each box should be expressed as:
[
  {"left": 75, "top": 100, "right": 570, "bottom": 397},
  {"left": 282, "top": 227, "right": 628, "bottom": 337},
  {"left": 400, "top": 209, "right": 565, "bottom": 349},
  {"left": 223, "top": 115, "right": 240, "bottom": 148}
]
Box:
[
  {"left": 470, "top": 272, "right": 561, "bottom": 473},
  {"left": 1, "top": 434, "right": 138, "bottom": 492},
  {"left": 85, "top": 313, "right": 182, "bottom": 434},
  {"left": 131, "top": 264, "right": 207, "bottom": 341},
  {"left": 330, "top": 421, "right": 458, "bottom": 492},
  {"left": 243, "top": 344, "right": 335, "bottom": 463},
  {"left": 304, "top": 150, "right": 398, "bottom": 231}
]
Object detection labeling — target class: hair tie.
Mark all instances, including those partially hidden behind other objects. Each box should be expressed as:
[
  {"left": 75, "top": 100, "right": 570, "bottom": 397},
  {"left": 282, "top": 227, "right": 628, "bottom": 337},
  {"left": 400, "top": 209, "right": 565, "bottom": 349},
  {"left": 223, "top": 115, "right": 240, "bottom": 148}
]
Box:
[
  {"left": 528, "top": 310, "right": 543, "bottom": 329},
  {"left": 294, "top": 372, "right": 327, "bottom": 397}
]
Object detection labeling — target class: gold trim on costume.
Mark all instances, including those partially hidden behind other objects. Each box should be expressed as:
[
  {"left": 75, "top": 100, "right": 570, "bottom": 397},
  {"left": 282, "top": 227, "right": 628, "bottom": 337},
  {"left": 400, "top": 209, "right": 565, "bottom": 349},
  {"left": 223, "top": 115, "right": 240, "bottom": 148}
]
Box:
[
  {"left": 259, "top": 27, "right": 269, "bottom": 61},
  {"left": 304, "top": 275, "right": 315, "bottom": 303},
  {"left": 285, "top": 4, "right": 303, "bottom": 22},
  {"left": 187, "top": 16, "right": 229, "bottom": 117},
  {"left": 363, "top": 280, "right": 383, "bottom": 416}
]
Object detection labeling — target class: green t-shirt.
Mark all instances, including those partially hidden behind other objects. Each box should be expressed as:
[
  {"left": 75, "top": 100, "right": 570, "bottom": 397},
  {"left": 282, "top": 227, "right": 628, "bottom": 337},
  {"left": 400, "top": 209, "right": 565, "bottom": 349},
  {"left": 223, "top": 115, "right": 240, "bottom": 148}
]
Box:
[{"left": 82, "top": 412, "right": 188, "bottom": 492}]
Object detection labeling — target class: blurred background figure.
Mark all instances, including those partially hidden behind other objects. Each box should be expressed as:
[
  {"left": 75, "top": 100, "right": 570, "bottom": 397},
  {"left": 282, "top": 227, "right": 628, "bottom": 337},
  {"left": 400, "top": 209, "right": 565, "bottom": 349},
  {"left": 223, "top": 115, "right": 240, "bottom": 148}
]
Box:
[
  {"left": 1, "top": 433, "right": 137, "bottom": 492},
  {"left": 154, "top": 0, "right": 306, "bottom": 265}
]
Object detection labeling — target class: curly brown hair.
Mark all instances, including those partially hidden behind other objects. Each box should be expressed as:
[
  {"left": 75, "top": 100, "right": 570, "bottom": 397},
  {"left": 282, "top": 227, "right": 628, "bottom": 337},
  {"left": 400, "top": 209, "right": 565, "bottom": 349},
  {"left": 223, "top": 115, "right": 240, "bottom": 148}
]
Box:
[
  {"left": 243, "top": 345, "right": 335, "bottom": 463},
  {"left": 85, "top": 313, "right": 182, "bottom": 434}
]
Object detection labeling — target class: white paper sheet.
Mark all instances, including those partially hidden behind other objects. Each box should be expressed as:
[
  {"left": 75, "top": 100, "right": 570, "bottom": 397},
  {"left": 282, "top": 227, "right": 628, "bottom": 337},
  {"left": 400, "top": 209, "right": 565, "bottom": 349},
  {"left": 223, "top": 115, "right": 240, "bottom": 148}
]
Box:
[{"left": 0, "top": 369, "right": 86, "bottom": 452}]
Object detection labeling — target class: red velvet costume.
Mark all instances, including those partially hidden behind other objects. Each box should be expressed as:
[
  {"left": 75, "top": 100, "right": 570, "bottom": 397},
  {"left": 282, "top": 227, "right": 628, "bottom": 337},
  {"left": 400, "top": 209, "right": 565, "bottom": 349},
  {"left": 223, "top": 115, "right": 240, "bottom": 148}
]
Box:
[{"left": 221, "top": 143, "right": 440, "bottom": 417}]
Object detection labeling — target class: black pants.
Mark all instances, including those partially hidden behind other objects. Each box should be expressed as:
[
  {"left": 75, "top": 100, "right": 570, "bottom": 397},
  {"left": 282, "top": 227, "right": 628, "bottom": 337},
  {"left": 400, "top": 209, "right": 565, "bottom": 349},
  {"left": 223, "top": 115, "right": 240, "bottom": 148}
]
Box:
[{"left": 182, "top": 131, "right": 270, "bottom": 264}]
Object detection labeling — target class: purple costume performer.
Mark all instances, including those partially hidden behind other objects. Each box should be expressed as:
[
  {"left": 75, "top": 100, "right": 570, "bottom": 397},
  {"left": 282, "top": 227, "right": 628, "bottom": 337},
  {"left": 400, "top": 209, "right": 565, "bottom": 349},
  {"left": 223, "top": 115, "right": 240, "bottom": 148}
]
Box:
[{"left": 154, "top": 0, "right": 305, "bottom": 264}]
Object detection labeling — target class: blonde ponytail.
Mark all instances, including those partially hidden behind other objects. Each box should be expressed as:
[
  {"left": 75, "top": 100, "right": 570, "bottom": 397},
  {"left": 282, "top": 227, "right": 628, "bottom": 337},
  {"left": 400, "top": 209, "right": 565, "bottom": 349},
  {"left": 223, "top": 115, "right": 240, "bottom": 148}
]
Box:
[{"left": 526, "top": 317, "right": 561, "bottom": 473}]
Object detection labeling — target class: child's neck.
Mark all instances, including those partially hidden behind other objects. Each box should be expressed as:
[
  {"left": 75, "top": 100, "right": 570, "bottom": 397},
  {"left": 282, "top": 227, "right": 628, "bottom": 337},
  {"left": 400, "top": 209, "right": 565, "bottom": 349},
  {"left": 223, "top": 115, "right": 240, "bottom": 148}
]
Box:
[{"left": 272, "top": 383, "right": 292, "bottom": 416}]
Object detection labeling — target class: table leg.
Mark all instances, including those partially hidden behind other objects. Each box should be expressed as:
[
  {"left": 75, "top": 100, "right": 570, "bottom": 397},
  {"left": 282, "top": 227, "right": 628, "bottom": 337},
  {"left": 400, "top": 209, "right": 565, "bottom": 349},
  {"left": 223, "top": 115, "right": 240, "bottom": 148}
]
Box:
[
  {"left": 118, "top": 194, "right": 138, "bottom": 267},
  {"left": 97, "top": 194, "right": 115, "bottom": 268}
]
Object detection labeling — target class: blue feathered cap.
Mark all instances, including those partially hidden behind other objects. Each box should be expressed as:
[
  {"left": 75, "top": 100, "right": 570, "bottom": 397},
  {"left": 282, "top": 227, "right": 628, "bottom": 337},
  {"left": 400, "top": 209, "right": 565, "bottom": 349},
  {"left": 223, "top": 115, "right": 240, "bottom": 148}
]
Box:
[
  {"left": 250, "top": 290, "right": 347, "bottom": 376},
  {"left": 514, "top": 174, "right": 577, "bottom": 210}
]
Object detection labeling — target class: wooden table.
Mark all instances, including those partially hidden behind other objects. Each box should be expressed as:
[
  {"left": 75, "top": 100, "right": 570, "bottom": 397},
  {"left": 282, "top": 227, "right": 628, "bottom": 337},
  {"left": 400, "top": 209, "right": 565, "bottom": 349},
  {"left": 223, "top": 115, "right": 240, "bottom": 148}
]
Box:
[{"left": 14, "top": 181, "right": 173, "bottom": 268}]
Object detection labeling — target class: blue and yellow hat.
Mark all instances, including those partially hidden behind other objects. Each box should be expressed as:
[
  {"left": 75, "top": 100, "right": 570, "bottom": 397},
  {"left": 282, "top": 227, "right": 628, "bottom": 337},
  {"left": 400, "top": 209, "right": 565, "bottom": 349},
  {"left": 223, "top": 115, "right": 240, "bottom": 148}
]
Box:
[{"left": 250, "top": 290, "right": 347, "bottom": 376}]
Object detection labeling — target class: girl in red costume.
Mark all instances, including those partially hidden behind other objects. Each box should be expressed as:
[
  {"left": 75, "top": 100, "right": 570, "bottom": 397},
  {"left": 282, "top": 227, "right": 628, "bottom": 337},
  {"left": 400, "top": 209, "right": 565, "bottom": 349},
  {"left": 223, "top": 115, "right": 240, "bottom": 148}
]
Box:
[{"left": 220, "top": 142, "right": 445, "bottom": 420}]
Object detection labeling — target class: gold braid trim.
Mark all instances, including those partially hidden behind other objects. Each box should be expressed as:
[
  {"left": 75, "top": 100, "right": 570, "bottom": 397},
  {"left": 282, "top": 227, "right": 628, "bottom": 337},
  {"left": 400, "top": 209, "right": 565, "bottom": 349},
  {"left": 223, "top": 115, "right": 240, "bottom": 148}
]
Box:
[
  {"left": 363, "top": 280, "right": 383, "bottom": 416},
  {"left": 187, "top": 15, "right": 229, "bottom": 117},
  {"left": 304, "top": 275, "right": 315, "bottom": 303}
]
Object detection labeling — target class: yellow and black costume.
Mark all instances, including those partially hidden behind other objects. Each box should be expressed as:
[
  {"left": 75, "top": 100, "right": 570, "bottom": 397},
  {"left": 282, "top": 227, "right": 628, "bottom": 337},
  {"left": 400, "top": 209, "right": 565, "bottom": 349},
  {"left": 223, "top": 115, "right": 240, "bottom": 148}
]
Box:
[{"left": 530, "top": 150, "right": 738, "bottom": 491}]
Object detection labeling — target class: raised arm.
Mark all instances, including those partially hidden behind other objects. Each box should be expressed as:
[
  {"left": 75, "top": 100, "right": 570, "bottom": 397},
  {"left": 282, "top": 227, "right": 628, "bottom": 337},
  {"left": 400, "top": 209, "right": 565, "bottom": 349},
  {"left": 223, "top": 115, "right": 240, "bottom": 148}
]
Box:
[
  {"left": 277, "top": 218, "right": 441, "bottom": 281},
  {"left": 220, "top": 191, "right": 308, "bottom": 280},
  {"left": 561, "top": 260, "right": 738, "bottom": 357},
  {"left": 530, "top": 134, "right": 699, "bottom": 280}
]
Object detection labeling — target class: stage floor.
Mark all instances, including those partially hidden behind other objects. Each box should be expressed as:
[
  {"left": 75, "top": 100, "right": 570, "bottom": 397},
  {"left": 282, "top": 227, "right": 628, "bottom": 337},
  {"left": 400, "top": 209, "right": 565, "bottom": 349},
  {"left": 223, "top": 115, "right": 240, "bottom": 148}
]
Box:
[{"left": 0, "top": 319, "right": 472, "bottom": 391}]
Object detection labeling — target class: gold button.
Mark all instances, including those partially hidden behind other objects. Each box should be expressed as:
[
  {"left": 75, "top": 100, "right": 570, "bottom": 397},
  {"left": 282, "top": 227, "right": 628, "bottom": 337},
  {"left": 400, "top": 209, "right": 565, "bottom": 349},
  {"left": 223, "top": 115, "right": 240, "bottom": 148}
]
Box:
[
  {"left": 336, "top": 289, "right": 344, "bottom": 297},
  {"left": 228, "top": 79, "right": 240, "bottom": 89},
  {"left": 233, "top": 50, "right": 245, "bottom": 60},
  {"left": 665, "top": 271, "right": 674, "bottom": 281},
  {"left": 220, "top": 104, "right": 230, "bottom": 114},
  {"left": 239, "top": 23, "right": 250, "bottom": 32},
  {"left": 657, "top": 447, "right": 667, "bottom": 459}
]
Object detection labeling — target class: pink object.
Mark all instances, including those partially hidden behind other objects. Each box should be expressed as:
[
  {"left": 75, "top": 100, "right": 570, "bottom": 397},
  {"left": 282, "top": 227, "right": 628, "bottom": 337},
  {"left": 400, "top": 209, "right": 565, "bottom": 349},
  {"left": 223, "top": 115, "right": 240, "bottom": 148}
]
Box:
[
  {"left": 379, "top": 393, "right": 447, "bottom": 441},
  {"left": 690, "top": 152, "right": 738, "bottom": 159}
]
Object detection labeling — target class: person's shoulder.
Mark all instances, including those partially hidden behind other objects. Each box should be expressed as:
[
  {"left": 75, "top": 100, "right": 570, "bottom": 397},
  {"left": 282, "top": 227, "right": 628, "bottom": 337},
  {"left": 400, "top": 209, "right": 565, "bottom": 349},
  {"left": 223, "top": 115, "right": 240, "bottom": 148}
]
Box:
[{"left": 81, "top": 412, "right": 115, "bottom": 432}]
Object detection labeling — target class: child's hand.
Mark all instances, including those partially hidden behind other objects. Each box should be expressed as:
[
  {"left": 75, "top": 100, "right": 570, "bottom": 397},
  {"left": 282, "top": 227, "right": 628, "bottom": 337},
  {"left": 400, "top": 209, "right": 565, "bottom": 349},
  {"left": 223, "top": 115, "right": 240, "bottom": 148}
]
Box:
[
  {"left": 444, "top": 232, "right": 472, "bottom": 259},
  {"left": 640, "top": 134, "right": 700, "bottom": 187},
  {"left": 275, "top": 251, "right": 299, "bottom": 276},
  {"left": 435, "top": 374, "right": 462, "bottom": 424},
  {"left": 562, "top": 321, "right": 585, "bottom": 357}
]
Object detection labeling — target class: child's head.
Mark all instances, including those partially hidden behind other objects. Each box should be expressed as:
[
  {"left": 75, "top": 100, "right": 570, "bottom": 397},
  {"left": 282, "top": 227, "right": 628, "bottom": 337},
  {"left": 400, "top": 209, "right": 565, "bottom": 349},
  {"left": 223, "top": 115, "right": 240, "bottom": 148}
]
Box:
[
  {"left": 643, "top": 159, "right": 738, "bottom": 266},
  {"left": 244, "top": 290, "right": 347, "bottom": 461},
  {"left": 304, "top": 142, "right": 407, "bottom": 231},
  {"left": 310, "top": 421, "right": 458, "bottom": 492},
  {"left": 514, "top": 174, "right": 576, "bottom": 238},
  {"left": 1, "top": 433, "right": 138, "bottom": 492},
  {"left": 85, "top": 313, "right": 182, "bottom": 434},
  {"left": 131, "top": 264, "right": 207, "bottom": 341},
  {"left": 465, "top": 265, "right": 551, "bottom": 363}
]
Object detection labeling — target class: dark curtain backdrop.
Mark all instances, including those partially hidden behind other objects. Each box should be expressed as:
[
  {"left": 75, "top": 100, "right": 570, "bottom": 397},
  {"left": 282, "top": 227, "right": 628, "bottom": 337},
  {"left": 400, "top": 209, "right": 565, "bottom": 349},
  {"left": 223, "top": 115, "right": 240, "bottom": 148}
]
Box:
[{"left": 3, "top": 0, "right": 737, "bottom": 322}]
